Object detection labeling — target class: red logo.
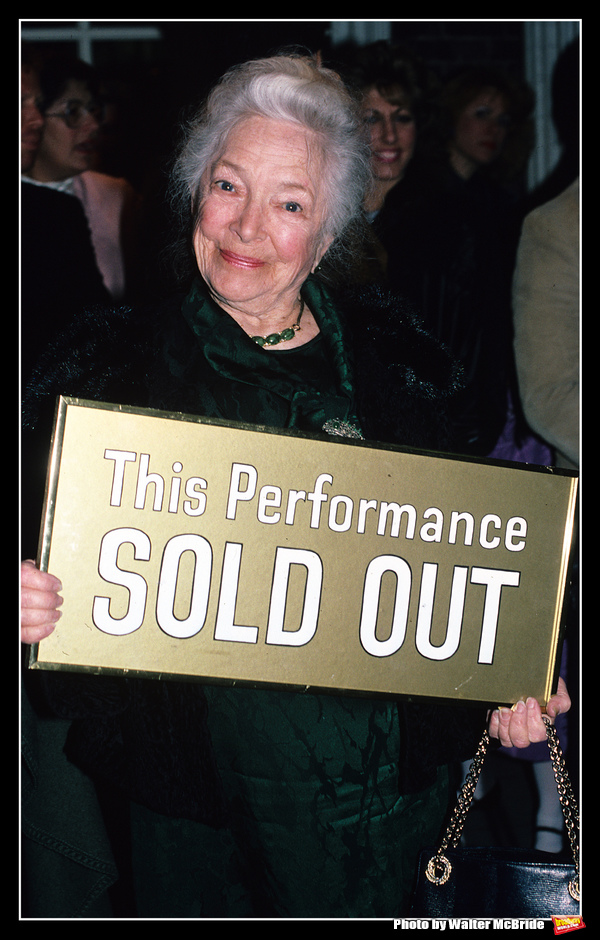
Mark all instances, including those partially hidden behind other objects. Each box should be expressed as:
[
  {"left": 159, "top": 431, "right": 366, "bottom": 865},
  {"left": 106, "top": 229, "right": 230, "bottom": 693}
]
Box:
[{"left": 552, "top": 916, "right": 586, "bottom": 935}]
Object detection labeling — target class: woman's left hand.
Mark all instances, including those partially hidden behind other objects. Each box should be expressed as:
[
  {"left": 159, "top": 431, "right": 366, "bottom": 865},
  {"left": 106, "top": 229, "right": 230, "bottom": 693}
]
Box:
[{"left": 488, "top": 677, "right": 571, "bottom": 748}]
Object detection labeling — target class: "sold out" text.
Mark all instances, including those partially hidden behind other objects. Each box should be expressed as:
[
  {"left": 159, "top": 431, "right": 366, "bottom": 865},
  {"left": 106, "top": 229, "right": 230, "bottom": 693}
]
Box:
[{"left": 92, "top": 528, "right": 520, "bottom": 664}]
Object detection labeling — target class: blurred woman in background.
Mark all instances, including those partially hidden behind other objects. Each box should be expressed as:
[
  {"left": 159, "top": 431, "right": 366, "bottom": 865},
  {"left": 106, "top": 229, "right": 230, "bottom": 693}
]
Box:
[
  {"left": 25, "top": 54, "right": 140, "bottom": 301},
  {"left": 337, "top": 40, "right": 439, "bottom": 284},
  {"left": 378, "top": 65, "right": 536, "bottom": 459}
]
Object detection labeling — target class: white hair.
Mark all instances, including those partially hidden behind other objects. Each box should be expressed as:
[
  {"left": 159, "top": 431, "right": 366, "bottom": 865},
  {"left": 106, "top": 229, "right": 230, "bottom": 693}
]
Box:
[{"left": 170, "top": 53, "right": 372, "bottom": 265}]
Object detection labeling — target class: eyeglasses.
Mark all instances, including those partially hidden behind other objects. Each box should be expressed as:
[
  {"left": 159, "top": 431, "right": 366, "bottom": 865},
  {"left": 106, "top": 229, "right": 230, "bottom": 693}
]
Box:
[{"left": 45, "top": 99, "right": 104, "bottom": 129}]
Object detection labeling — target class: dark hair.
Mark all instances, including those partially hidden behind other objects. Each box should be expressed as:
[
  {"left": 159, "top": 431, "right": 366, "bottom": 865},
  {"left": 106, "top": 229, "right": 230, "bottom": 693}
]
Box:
[
  {"left": 37, "top": 54, "right": 101, "bottom": 112},
  {"left": 434, "top": 66, "right": 535, "bottom": 181},
  {"left": 335, "top": 40, "right": 439, "bottom": 129},
  {"left": 439, "top": 66, "right": 531, "bottom": 130}
]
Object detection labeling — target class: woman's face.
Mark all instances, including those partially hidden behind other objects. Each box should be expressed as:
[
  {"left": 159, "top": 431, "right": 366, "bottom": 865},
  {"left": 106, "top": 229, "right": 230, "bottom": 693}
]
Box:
[
  {"left": 449, "top": 88, "right": 511, "bottom": 177},
  {"left": 193, "top": 115, "right": 333, "bottom": 318},
  {"left": 362, "top": 86, "right": 416, "bottom": 186},
  {"left": 33, "top": 79, "right": 101, "bottom": 181}
]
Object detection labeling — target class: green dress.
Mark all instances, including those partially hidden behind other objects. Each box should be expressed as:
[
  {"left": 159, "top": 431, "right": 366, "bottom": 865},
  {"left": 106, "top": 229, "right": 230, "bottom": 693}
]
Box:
[{"left": 130, "top": 277, "right": 451, "bottom": 918}]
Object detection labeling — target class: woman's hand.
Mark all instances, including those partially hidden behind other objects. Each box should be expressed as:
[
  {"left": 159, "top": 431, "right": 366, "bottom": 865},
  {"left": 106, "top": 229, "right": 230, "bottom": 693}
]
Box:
[
  {"left": 20, "top": 559, "right": 63, "bottom": 644},
  {"left": 488, "top": 677, "right": 571, "bottom": 748}
]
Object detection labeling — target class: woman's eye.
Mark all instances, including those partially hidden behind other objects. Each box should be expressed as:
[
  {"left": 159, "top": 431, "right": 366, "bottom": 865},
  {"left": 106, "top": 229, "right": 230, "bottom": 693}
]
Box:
[
  {"left": 473, "top": 106, "right": 511, "bottom": 127},
  {"left": 63, "top": 106, "right": 79, "bottom": 121},
  {"left": 284, "top": 201, "right": 302, "bottom": 213},
  {"left": 215, "top": 180, "right": 234, "bottom": 192}
]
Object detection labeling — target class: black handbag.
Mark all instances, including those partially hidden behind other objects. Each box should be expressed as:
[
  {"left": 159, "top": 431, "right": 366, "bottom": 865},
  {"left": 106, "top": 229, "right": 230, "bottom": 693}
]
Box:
[{"left": 410, "top": 717, "right": 580, "bottom": 918}]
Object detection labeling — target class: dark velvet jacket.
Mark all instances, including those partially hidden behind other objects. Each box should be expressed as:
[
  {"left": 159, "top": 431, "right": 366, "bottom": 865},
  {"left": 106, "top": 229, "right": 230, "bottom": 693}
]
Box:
[
  {"left": 366, "top": 162, "right": 522, "bottom": 457},
  {"left": 22, "top": 277, "right": 486, "bottom": 827}
]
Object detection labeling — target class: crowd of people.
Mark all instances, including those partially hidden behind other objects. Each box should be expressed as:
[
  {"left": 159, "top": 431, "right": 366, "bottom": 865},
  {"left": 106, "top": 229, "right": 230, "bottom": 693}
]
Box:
[{"left": 20, "top": 36, "right": 579, "bottom": 919}]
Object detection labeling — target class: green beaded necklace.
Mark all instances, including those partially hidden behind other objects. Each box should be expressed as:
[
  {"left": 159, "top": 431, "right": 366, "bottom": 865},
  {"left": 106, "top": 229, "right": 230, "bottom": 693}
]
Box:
[{"left": 251, "top": 298, "right": 305, "bottom": 347}]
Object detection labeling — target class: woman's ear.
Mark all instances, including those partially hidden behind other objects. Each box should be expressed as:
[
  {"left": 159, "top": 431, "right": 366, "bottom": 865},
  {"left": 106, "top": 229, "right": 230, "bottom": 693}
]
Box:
[
  {"left": 313, "top": 233, "right": 335, "bottom": 272},
  {"left": 191, "top": 223, "right": 205, "bottom": 270}
]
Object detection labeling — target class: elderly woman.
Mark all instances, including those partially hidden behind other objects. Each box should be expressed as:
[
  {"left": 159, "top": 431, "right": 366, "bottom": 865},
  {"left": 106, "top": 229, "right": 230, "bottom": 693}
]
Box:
[{"left": 21, "top": 54, "right": 570, "bottom": 919}]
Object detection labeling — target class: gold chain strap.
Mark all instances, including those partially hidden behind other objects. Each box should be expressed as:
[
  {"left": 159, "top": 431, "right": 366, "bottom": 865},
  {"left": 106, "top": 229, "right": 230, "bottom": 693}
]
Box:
[
  {"left": 425, "top": 716, "right": 580, "bottom": 903},
  {"left": 543, "top": 716, "right": 580, "bottom": 901},
  {"left": 425, "top": 727, "right": 490, "bottom": 885}
]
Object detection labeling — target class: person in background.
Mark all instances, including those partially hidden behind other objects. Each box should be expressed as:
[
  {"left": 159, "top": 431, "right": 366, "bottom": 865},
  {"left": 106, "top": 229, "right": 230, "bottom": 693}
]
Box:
[
  {"left": 461, "top": 179, "right": 580, "bottom": 855},
  {"left": 442, "top": 70, "right": 524, "bottom": 184},
  {"left": 509, "top": 178, "right": 580, "bottom": 853},
  {"left": 25, "top": 54, "right": 140, "bottom": 302},
  {"left": 339, "top": 53, "right": 570, "bottom": 850},
  {"left": 20, "top": 53, "right": 113, "bottom": 557},
  {"left": 20, "top": 61, "right": 44, "bottom": 173},
  {"left": 20, "top": 55, "right": 120, "bottom": 919},
  {"left": 377, "top": 65, "right": 536, "bottom": 460},
  {"left": 513, "top": 178, "right": 580, "bottom": 474},
  {"left": 335, "top": 40, "right": 439, "bottom": 285},
  {"left": 21, "top": 52, "right": 570, "bottom": 918}
]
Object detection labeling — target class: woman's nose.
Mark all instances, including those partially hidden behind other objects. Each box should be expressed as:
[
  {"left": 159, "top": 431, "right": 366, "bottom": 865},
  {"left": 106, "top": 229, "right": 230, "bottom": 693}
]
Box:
[
  {"left": 381, "top": 117, "right": 399, "bottom": 143},
  {"left": 82, "top": 112, "right": 101, "bottom": 132},
  {"left": 25, "top": 102, "right": 44, "bottom": 130},
  {"left": 232, "top": 199, "right": 265, "bottom": 242}
]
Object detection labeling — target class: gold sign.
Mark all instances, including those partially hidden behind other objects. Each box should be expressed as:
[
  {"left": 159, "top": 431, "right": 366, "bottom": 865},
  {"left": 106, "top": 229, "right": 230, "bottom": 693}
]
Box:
[{"left": 29, "top": 397, "right": 578, "bottom": 706}]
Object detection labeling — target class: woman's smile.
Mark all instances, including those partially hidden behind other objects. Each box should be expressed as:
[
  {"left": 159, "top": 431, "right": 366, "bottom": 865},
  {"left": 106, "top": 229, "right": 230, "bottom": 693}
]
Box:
[
  {"left": 194, "top": 115, "right": 332, "bottom": 319},
  {"left": 219, "top": 249, "right": 266, "bottom": 269},
  {"left": 373, "top": 148, "right": 405, "bottom": 165}
]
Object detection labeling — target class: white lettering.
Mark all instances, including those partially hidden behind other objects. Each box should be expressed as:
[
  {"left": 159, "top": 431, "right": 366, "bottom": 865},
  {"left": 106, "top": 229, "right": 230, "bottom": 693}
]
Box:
[
  {"left": 448, "top": 511, "right": 474, "bottom": 546},
  {"left": 168, "top": 461, "right": 182, "bottom": 513},
  {"left": 471, "top": 567, "right": 521, "bottom": 663},
  {"left": 328, "top": 494, "right": 353, "bottom": 532},
  {"left": 415, "top": 564, "right": 468, "bottom": 661},
  {"left": 93, "top": 527, "right": 150, "bottom": 635},
  {"left": 357, "top": 498, "right": 378, "bottom": 534},
  {"left": 480, "top": 513, "right": 502, "bottom": 549},
  {"left": 214, "top": 542, "right": 259, "bottom": 643},
  {"left": 226, "top": 463, "right": 258, "bottom": 520},
  {"left": 257, "top": 485, "right": 282, "bottom": 524},
  {"left": 266, "top": 547, "right": 322, "bottom": 646},
  {"left": 359, "top": 555, "right": 411, "bottom": 657},
  {"left": 104, "top": 449, "right": 137, "bottom": 507},
  {"left": 284, "top": 489, "right": 307, "bottom": 525},
  {"left": 506, "top": 516, "right": 527, "bottom": 551},
  {"left": 155, "top": 534, "right": 212, "bottom": 639},
  {"left": 134, "top": 453, "right": 164, "bottom": 511},
  {"left": 307, "top": 473, "right": 333, "bottom": 528},
  {"left": 183, "top": 477, "right": 207, "bottom": 516},
  {"left": 420, "top": 507, "right": 444, "bottom": 542},
  {"left": 377, "top": 502, "right": 417, "bottom": 539},
  {"left": 89, "top": 524, "right": 524, "bottom": 671}
]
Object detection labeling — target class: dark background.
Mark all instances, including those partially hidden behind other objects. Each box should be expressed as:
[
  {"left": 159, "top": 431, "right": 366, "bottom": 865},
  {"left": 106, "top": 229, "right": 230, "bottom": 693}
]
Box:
[{"left": 22, "top": 20, "right": 529, "bottom": 192}]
